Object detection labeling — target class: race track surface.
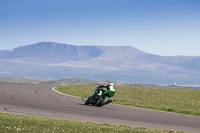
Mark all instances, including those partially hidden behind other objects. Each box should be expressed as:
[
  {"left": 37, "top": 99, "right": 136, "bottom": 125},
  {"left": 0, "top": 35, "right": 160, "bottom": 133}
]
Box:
[{"left": 0, "top": 82, "right": 200, "bottom": 133}]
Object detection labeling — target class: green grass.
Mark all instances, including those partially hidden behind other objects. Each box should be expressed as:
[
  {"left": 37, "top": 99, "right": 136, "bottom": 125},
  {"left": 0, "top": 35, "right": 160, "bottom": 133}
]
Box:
[
  {"left": 0, "top": 113, "right": 183, "bottom": 133},
  {"left": 56, "top": 85, "right": 200, "bottom": 116}
]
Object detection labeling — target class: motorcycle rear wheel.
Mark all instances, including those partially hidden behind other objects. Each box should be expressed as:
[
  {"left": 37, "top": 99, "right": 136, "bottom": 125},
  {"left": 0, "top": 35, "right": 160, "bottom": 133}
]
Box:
[{"left": 85, "top": 98, "right": 90, "bottom": 105}]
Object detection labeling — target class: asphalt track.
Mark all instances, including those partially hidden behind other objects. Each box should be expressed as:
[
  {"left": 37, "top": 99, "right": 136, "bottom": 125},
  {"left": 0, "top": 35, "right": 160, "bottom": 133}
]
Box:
[{"left": 0, "top": 82, "right": 200, "bottom": 133}]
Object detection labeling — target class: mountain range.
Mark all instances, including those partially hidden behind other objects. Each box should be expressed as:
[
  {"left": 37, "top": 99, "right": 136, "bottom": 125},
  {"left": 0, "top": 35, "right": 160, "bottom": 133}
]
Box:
[{"left": 0, "top": 42, "right": 200, "bottom": 85}]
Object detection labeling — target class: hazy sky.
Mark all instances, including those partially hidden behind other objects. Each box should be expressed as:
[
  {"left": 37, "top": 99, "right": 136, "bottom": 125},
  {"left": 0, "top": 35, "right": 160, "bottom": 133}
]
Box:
[{"left": 0, "top": 0, "right": 200, "bottom": 56}]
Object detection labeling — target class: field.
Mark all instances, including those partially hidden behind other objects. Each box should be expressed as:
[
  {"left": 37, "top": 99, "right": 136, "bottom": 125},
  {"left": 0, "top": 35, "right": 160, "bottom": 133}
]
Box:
[
  {"left": 56, "top": 85, "right": 200, "bottom": 116},
  {"left": 0, "top": 113, "right": 183, "bottom": 133}
]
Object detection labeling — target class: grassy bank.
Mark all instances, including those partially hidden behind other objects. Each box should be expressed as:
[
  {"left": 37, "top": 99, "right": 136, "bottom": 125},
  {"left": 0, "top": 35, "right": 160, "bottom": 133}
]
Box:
[
  {"left": 56, "top": 85, "right": 200, "bottom": 116},
  {"left": 0, "top": 113, "right": 183, "bottom": 133}
]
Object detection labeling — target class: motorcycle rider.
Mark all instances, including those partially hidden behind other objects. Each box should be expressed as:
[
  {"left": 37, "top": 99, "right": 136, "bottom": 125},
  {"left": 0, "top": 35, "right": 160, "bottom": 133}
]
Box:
[
  {"left": 92, "top": 82, "right": 115, "bottom": 102},
  {"left": 97, "top": 82, "right": 115, "bottom": 93}
]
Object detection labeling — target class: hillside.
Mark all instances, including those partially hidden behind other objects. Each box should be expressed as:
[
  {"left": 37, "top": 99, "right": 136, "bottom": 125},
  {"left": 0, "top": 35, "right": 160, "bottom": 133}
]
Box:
[
  {"left": 51, "top": 45, "right": 200, "bottom": 74},
  {"left": 0, "top": 42, "right": 103, "bottom": 64},
  {"left": 0, "top": 42, "right": 200, "bottom": 84}
]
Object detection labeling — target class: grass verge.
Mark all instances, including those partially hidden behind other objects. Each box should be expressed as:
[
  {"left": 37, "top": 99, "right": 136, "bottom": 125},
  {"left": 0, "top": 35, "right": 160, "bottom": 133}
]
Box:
[
  {"left": 0, "top": 113, "right": 184, "bottom": 133},
  {"left": 56, "top": 85, "right": 200, "bottom": 116}
]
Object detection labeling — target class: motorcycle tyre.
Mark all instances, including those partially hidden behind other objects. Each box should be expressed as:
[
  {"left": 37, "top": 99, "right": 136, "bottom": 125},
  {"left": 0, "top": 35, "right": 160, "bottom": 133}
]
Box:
[
  {"left": 96, "top": 96, "right": 109, "bottom": 107},
  {"left": 85, "top": 98, "right": 90, "bottom": 105}
]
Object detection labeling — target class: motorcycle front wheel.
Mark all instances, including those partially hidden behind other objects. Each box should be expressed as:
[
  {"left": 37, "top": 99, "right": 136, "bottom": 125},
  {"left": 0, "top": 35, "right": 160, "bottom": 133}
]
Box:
[{"left": 96, "top": 96, "right": 109, "bottom": 106}]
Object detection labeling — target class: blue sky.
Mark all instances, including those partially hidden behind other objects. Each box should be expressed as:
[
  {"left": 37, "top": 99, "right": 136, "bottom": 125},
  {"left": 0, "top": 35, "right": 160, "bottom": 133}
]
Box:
[{"left": 0, "top": 0, "right": 200, "bottom": 56}]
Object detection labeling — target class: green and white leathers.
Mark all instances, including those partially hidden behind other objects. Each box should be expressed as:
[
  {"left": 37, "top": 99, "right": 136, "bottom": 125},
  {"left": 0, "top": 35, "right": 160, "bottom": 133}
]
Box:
[{"left": 85, "top": 82, "right": 116, "bottom": 106}]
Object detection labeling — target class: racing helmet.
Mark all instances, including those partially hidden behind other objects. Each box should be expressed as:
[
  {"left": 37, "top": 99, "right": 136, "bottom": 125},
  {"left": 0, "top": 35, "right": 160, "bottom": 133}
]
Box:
[
  {"left": 108, "top": 82, "right": 114, "bottom": 86},
  {"left": 108, "top": 82, "right": 114, "bottom": 90}
]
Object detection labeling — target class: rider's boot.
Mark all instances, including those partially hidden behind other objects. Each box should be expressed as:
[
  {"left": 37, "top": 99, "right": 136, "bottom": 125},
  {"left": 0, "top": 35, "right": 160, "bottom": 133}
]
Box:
[{"left": 107, "top": 98, "right": 114, "bottom": 104}]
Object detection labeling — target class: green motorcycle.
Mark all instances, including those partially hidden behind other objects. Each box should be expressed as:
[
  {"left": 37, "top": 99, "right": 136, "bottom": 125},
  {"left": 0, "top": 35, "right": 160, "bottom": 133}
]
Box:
[{"left": 85, "top": 88, "right": 115, "bottom": 106}]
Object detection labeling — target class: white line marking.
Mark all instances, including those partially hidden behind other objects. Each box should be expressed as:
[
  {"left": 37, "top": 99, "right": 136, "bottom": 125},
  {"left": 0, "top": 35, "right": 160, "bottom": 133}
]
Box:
[
  {"left": 52, "top": 87, "right": 179, "bottom": 114},
  {"left": 52, "top": 87, "right": 150, "bottom": 110},
  {"left": 52, "top": 87, "right": 86, "bottom": 100}
]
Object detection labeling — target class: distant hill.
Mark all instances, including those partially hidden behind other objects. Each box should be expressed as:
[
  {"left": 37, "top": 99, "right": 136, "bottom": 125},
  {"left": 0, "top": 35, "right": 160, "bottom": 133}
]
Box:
[
  {"left": 0, "top": 42, "right": 103, "bottom": 64},
  {"left": 41, "top": 78, "right": 100, "bottom": 85},
  {"left": 49, "top": 44, "right": 200, "bottom": 73},
  {"left": 0, "top": 77, "right": 125, "bottom": 86},
  {"left": 0, "top": 42, "right": 200, "bottom": 85}
]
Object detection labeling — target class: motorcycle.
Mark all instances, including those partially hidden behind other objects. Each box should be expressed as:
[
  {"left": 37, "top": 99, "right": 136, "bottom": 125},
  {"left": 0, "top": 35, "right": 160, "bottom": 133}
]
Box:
[{"left": 85, "top": 88, "right": 115, "bottom": 106}]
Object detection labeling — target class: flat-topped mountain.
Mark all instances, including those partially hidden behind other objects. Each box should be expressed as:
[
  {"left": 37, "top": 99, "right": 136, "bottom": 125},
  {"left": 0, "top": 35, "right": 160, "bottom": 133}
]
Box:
[
  {"left": 0, "top": 42, "right": 200, "bottom": 84},
  {"left": 0, "top": 42, "right": 103, "bottom": 63}
]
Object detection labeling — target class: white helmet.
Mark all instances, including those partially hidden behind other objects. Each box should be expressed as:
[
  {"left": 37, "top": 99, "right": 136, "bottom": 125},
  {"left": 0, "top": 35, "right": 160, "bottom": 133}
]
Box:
[
  {"left": 108, "top": 82, "right": 114, "bottom": 86},
  {"left": 108, "top": 82, "right": 114, "bottom": 90}
]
